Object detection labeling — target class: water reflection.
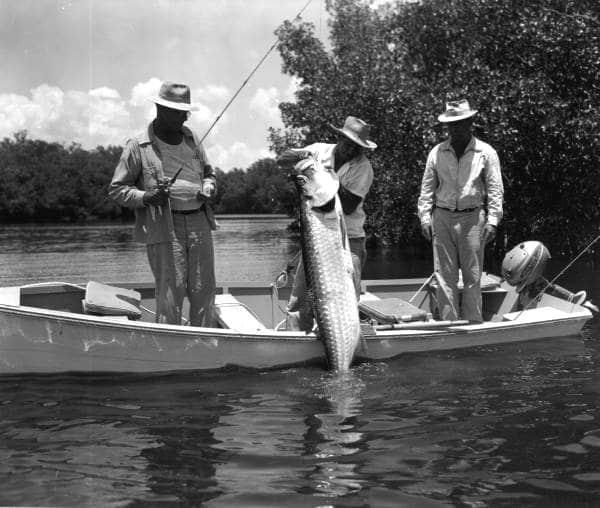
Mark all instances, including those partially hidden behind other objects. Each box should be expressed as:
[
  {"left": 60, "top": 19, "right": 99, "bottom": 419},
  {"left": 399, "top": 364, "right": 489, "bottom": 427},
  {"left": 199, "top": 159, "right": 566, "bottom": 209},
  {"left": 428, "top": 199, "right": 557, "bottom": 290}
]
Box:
[
  {"left": 306, "top": 372, "right": 366, "bottom": 497},
  {"left": 206, "top": 374, "right": 311, "bottom": 507},
  {"left": 0, "top": 376, "right": 170, "bottom": 507}
]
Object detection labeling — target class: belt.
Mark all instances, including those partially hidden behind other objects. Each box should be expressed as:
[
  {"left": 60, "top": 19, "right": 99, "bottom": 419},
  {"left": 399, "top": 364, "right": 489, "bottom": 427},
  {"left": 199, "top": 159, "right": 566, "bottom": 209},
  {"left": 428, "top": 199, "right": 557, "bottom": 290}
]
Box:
[
  {"left": 436, "top": 206, "right": 479, "bottom": 213},
  {"left": 172, "top": 207, "right": 202, "bottom": 215}
]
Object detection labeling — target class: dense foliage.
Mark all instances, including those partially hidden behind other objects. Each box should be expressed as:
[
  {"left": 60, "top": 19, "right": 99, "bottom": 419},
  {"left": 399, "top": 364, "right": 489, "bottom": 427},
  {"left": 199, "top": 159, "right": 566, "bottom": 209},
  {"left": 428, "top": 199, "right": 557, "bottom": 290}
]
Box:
[
  {"left": 0, "top": 132, "right": 295, "bottom": 221},
  {"left": 0, "top": 131, "right": 124, "bottom": 221},
  {"left": 270, "top": 0, "right": 600, "bottom": 257},
  {"left": 212, "top": 158, "right": 296, "bottom": 215}
]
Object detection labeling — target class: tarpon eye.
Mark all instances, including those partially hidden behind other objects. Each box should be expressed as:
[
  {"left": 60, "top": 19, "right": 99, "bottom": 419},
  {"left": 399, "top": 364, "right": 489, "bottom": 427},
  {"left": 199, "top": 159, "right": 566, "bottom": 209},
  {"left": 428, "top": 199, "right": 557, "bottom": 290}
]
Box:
[{"left": 295, "top": 175, "right": 308, "bottom": 186}]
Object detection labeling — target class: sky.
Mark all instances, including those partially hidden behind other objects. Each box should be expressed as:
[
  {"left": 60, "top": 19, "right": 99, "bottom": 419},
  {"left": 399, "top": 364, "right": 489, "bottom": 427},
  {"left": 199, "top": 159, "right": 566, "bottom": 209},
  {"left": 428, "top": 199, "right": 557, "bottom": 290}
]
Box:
[{"left": 0, "top": 0, "right": 335, "bottom": 171}]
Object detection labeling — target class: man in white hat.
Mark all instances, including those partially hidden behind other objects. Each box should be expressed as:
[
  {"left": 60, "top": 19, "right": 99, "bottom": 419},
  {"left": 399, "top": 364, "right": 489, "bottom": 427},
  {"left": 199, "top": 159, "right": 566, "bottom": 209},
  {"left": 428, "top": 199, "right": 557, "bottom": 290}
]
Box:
[
  {"left": 417, "top": 99, "right": 504, "bottom": 322},
  {"left": 277, "top": 116, "right": 377, "bottom": 331},
  {"left": 109, "top": 81, "right": 217, "bottom": 326}
]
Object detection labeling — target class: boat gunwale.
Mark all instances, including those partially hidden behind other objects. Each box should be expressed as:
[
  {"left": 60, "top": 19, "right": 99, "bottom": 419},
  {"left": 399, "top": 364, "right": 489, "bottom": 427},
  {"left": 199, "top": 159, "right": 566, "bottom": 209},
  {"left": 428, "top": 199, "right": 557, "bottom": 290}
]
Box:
[{"left": 0, "top": 298, "right": 592, "bottom": 341}]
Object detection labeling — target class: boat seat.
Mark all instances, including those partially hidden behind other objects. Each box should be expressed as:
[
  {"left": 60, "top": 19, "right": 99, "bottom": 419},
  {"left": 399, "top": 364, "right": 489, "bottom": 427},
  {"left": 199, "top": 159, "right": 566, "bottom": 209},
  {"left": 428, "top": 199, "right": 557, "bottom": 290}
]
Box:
[
  {"left": 82, "top": 281, "right": 142, "bottom": 320},
  {"left": 214, "top": 294, "right": 267, "bottom": 332},
  {"left": 359, "top": 292, "right": 428, "bottom": 324}
]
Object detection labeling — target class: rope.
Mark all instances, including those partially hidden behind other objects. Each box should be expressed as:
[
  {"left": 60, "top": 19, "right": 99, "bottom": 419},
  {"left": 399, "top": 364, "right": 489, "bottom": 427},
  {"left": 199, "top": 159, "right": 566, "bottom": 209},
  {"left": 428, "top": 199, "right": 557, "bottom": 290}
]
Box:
[{"left": 270, "top": 250, "right": 303, "bottom": 324}]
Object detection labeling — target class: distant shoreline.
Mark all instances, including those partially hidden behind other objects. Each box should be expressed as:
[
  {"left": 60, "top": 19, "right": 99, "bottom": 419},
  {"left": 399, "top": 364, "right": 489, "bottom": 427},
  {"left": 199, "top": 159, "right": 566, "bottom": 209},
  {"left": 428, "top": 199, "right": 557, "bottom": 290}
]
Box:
[
  {"left": 215, "top": 214, "right": 289, "bottom": 220},
  {"left": 0, "top": 214, "right": 291, "bottom": 226}
]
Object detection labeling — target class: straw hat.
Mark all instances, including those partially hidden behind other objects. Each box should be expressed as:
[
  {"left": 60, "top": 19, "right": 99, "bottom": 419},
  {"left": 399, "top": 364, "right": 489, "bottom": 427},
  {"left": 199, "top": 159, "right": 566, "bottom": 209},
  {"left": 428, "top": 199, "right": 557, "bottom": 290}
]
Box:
[
  {"left": 438, "top": 99, "right": 478, "bottom": 123},
  {"left": 330, "top": 116, "right": 377, "bottom": 149},
  {"left": 153, "top": 81, "right": 199, "bottom": 111}
]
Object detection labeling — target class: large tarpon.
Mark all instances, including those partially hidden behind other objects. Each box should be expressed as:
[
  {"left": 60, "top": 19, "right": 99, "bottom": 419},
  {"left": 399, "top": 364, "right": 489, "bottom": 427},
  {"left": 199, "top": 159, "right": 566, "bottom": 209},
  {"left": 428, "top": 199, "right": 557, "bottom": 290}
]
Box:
[{"left": 290, "top": 158, "right": 361, "bottom": 372}]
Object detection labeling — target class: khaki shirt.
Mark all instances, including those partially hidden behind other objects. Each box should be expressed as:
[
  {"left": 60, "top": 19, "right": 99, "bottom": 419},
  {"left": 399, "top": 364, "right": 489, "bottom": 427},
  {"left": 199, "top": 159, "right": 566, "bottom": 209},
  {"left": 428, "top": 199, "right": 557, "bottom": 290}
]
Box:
[
  {"left": 109, "top": 123, "right": 217, "bottom": 244},
  {"left": 417, "top": 137, "right": 504, "bottom": 226},
  {"left": 302, "top": 143, "right": 373, "bottom": 238}
]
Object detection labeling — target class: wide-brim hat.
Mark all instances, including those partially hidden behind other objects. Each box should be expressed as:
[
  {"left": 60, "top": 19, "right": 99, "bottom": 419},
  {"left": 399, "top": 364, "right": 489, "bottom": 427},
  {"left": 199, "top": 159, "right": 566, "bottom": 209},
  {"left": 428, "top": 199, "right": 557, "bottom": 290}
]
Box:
[
  {"left": 330, "top": 116, "right": 377, "bottom": 150},
  {"left": 152, "top": 81, "right": 199, "bottom": 111},
  {"left": 438, "top": 99, "right": 478, "bottom": 123}
]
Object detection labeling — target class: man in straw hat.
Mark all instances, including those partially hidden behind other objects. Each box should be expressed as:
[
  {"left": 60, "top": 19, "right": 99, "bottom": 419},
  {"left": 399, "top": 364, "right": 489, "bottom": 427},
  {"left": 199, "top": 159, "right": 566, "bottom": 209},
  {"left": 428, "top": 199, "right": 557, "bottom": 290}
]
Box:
[
  {"left": 417, "top": 99, "right": 504, "bottom": 322},
  {"left": 277, "top": 115, "right": 376, "bottom": 331},
  {"left": 109, "top": 81, "right": 218, "bottom": 326}
]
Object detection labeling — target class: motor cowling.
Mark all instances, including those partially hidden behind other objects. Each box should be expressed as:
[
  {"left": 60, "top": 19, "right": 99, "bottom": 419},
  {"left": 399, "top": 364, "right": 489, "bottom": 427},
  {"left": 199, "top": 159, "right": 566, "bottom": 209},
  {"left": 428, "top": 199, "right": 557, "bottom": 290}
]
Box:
[{"left": 501, "top": 241, "right": 550, "bottom": 292}]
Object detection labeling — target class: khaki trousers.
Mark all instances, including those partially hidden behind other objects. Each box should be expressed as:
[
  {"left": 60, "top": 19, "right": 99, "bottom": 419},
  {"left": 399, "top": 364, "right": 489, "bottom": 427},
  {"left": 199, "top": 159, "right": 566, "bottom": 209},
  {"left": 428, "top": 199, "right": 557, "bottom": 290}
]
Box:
[
  {"left": 147, "top": 210, "right": 215, "bottom": 327},
  {"left": 432, "top": 208, "right": 485, "bottom": 322}
]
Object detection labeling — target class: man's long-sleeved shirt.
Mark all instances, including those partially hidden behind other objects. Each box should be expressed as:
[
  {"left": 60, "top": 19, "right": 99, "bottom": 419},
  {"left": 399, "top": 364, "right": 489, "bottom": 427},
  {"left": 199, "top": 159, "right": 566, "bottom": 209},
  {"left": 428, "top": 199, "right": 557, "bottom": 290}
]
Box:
[
  {"left": 109, "top": 122, "right": 217, "bottom": 244},
  {"left": 417, "top": 136, "right": 504, "bottom": 226}
]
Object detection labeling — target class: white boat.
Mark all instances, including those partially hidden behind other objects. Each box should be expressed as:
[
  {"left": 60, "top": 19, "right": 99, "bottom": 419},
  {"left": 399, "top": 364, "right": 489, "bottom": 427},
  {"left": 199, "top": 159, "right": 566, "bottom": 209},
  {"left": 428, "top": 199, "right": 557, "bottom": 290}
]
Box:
[{"left": 0, "top": 273, "right": 593, "bottom": 375}]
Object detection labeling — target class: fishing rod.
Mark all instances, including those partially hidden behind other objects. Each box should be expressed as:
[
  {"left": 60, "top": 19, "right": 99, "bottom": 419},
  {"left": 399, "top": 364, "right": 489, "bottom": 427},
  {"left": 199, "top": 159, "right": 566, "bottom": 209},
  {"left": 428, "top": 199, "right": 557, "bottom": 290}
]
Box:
[
  {"left": 522, "top": 232, "right": 600, "bottom": 313},
  {"left": 198, "top": 0, "right": 315, "bottom": 144}
]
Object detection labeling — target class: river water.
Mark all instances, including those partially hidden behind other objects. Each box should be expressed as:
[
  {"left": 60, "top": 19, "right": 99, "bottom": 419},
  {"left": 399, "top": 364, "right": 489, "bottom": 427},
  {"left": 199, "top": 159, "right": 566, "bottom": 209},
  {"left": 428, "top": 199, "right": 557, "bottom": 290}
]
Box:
[{"left": 1, "top": 218, "right": 600, "bottom": 507}]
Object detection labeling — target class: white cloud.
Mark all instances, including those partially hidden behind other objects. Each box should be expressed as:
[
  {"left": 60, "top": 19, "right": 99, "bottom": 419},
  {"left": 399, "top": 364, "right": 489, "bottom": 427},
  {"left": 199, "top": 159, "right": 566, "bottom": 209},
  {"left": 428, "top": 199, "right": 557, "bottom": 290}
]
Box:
[
  {"left": 206, "top": 141, "right": 273, "bottom": 171},
  {"left": 0, "top": 80, "right": 275, "bottom": 169},
  {"left": 0, "top": 86, "right": 64, "bottom": 137},
  {"left": 0, "top": 84, "right": 132, "bottom": 148},
  {"left": 130, "top": 78, "right": 162, "bottom": 108},
  {"left": 249, "top": 86, "right": 281, "bottom": 124},
  {"left": 89, "top": 87, "right": 121, "bottom": 100},
  {"left": 249, "top": 77, "right": 299, "bottom": 125}
]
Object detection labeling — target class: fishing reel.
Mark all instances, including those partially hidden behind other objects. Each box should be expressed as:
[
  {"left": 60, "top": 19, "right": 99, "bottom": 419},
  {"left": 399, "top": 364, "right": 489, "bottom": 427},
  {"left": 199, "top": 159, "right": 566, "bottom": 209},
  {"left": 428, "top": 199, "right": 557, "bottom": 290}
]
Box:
[{"left": 502, "top": 241, "right": 598, "bottom": 312}]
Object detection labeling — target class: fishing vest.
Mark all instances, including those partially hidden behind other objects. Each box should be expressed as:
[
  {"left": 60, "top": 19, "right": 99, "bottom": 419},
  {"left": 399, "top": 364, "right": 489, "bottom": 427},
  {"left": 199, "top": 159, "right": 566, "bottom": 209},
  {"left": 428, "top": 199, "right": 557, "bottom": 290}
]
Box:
[{"left": 129, "top": 124, "right": 217, "bottom": 244}]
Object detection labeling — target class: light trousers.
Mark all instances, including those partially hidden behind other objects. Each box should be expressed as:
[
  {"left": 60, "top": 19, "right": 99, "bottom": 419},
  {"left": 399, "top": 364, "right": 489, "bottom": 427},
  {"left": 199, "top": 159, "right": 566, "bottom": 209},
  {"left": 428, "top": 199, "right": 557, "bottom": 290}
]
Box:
[
  {"left": 147, "top": 210, "right": 215, "bottom": 326},
  {"left": 432, "top": 208, "right": 485, "bottom": 322}
]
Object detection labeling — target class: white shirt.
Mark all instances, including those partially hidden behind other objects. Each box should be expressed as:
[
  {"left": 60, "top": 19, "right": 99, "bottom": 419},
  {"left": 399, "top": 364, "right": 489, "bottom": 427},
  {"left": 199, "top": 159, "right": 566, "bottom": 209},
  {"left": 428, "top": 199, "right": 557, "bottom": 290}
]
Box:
[{"left": 417, "top": 137, "right": 504, "bottom": 226}]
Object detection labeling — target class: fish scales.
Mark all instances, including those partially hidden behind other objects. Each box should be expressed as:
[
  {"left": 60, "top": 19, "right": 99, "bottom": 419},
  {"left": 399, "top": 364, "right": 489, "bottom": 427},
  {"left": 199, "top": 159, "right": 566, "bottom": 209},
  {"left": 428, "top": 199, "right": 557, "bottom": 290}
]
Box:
[{"left": 299, "top": 196, "right": 361, "bottom": 371}]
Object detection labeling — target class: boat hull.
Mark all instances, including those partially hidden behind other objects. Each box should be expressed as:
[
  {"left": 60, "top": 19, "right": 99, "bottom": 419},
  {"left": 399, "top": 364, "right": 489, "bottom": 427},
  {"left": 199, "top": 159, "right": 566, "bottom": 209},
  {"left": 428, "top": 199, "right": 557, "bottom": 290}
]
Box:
[{"left": 0, "top": 279, "right": 593, "bottom": 375}]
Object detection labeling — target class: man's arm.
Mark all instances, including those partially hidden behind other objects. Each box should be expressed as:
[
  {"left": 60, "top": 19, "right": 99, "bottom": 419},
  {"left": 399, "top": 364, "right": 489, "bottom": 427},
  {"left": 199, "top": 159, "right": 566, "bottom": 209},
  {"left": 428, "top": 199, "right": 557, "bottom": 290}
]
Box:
[
  {"left": 276, "top": 149, "right": 313, "bottom": 168},
  {"left": 483, "top": 149, "right": 503, "bottom": 227},
  {"left": 338, "top": 185, "right": 362, "bottom": 215},
  {"left": 417, "top": 149, "right": 438, "bottom": 226},
  {"left": 481, "top": 148, "right": 504, "bottom": 244},
  {"left": 201, "top": 141, "right": 217, "bottom": 198},
  {"left": 417, "top": 149, "right": 438, "bottom": 241},
  {"left": 108, "top": 139, "right": 147, "bottom": 208}
]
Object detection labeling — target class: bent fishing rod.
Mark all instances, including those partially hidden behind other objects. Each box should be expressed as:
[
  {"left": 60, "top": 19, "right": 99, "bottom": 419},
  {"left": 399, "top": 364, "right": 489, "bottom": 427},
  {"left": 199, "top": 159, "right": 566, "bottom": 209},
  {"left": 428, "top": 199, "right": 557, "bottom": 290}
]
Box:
[{"left": 198, "top": 0, "right": 315, "bottom": 145}]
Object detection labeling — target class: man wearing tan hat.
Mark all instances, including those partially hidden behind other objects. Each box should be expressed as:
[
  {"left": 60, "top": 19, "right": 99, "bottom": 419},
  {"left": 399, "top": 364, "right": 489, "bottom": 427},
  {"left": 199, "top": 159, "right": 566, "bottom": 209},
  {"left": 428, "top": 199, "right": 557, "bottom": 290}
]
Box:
[
  {"left": 109, "top": 81, "right": 217, "bottom": 326},
  {"left": 417, "top": 99, "right": 504, "bottom": 323},
  {"left": 277, "top": 116, "right": 376, "bottom": 331}
]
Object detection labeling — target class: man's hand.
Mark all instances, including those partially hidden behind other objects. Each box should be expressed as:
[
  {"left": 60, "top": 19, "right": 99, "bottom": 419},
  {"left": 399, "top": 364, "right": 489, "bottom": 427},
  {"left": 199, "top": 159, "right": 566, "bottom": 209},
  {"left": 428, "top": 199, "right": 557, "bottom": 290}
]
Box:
[
  {"left": 276, "top": 150, "right": 312, "bottom": 168},
  {"left": 197, "top": 181, "right": 215, "bottom": 202},
  {"left": 482, "top": 224, "right": 497, "bottom": 245},
  {"left": 421, "top": 223, "right": 432, "bottom": 242},
  {"left": 143, "top": 187, "right": 169, "bottom": 207}
]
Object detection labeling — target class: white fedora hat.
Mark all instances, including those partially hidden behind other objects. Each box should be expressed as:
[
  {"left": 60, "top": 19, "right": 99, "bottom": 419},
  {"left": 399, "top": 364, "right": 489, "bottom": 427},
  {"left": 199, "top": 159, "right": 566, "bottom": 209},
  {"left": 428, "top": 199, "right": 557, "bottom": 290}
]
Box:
[
  {"left": 152, "top": 81, "right": 199, "bottom": 111},
  {"left": 438, "top": 99, "right": 478, "bottom": 123}
]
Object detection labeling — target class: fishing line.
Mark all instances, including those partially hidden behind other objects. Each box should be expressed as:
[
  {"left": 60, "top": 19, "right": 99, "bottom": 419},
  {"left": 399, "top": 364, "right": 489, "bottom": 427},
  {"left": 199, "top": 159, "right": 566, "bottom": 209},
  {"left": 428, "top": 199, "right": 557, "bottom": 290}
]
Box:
[{"left": 198, "top": 0, "right": 315, "bottom": 144}]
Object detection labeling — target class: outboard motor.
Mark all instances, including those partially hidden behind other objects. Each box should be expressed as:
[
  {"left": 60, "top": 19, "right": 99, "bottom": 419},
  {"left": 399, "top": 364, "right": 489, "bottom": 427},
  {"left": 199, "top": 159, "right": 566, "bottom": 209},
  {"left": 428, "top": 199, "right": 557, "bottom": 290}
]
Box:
[
  {"left": 502, "top": 241, "right": 598, "bottom": 312},
  {"left": 502, "top": 241, "right": 550, "bottom": 292}
]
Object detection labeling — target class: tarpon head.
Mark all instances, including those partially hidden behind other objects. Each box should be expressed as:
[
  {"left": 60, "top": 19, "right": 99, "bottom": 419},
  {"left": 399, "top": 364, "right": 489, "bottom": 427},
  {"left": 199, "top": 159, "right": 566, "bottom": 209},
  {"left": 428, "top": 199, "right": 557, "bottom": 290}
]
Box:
[{"left": 290, "top": 157, "right": 339, "bottom": 208}]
